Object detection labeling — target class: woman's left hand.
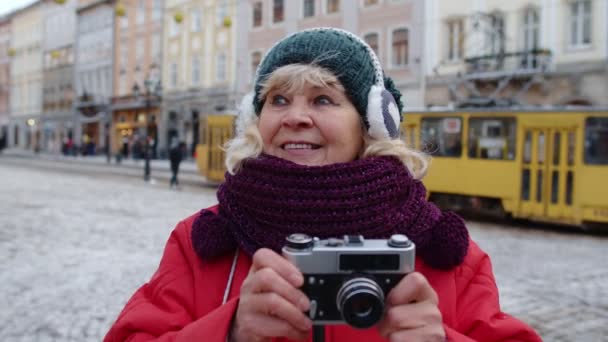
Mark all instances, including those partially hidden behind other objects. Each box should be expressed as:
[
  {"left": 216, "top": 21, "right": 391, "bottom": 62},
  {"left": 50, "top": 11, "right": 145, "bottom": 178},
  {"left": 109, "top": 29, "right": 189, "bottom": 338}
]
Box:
[{"left": 377, "top": 272, "right": 446, "bottom": 341}]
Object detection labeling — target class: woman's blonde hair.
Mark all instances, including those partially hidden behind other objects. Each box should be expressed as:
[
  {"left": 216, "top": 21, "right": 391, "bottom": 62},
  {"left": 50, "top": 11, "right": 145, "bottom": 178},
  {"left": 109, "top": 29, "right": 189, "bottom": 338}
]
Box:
[{"left": 225, "top": 64, "right": 430, "bottom": 179}]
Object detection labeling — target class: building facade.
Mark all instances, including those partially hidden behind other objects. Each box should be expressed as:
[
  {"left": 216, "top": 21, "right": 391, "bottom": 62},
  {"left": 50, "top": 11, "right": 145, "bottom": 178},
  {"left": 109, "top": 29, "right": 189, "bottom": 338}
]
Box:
[
  {"left": 41, "top": 0, "right": 77, "bottom": 153},
  {"left": 111, "top": 0, "right": 163, "bottom": 158},
  {"left": 9, "top": 2, "right": 44, "bottom": 150},
  {"left": 73, "top": 0, "right": 115, "bottom": 155},
  {"left": 0, "top": 17, "right": 10, "bottom": 147},
  {"left": 161, "top": 0, "right": 238, "bottom": 158},
  {"left": 235, "top": 0, "right": 426, "bottom": 109},
  {"left": 424, "top": 0, "right": 608, "bottom": 107}
]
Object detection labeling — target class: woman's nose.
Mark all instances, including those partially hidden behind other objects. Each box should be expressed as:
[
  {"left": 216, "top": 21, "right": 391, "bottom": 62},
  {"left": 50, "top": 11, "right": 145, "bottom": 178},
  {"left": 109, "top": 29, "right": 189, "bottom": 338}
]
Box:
[{"left": 281, "top": 99, "right": 313, "bottom": 128}]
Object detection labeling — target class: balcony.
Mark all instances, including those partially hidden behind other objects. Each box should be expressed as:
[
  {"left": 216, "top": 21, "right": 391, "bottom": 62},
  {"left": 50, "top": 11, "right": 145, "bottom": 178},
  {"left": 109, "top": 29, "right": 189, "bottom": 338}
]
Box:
[{"left": 464, "top": 49, "right": 552, "bottom": 80}]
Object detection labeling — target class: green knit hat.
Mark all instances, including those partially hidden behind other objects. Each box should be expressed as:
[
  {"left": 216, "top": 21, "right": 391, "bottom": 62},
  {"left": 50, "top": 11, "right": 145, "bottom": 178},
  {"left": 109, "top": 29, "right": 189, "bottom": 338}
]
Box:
[{"left": 237, "top": 27, "right": 403, "bottom": 140}]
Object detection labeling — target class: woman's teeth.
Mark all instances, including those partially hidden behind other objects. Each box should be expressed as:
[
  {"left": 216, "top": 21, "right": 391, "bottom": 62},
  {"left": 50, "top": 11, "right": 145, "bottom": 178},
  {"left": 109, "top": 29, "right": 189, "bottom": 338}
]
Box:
[{"left": 283, "top": 143, "right": 317, "bottom": 150}]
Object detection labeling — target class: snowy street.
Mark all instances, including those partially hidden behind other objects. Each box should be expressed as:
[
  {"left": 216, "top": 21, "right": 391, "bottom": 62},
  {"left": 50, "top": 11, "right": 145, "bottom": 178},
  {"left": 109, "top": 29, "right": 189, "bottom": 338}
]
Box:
[{"left": 0, "top": 158, "right": 606, "bottom": 342}]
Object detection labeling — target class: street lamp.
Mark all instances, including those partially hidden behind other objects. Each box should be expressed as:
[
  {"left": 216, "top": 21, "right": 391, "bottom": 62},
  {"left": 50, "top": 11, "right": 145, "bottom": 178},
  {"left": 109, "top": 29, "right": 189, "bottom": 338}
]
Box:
[{"left": 133, "top": 78, "right": 162, "bottom": 182}]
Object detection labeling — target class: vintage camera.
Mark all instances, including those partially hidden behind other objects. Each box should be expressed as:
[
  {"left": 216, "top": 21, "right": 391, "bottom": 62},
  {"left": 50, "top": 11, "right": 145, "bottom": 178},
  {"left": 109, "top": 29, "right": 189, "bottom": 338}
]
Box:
[{"left": 282, "top": 233, "right": 415, "bottom": 329}]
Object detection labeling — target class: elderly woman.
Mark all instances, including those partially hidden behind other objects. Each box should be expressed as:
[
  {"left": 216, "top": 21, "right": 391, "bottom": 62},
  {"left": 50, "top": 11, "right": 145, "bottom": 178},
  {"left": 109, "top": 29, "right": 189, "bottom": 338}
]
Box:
[{"left": 104, "top": 28, "right": 541, "bottom": 342}]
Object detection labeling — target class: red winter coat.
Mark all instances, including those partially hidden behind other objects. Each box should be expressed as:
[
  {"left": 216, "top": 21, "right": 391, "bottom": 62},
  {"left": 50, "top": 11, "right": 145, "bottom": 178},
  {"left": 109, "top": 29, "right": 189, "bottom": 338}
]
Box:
[{"left": 104, "top": 207, "right": 542, "bottom": 342}]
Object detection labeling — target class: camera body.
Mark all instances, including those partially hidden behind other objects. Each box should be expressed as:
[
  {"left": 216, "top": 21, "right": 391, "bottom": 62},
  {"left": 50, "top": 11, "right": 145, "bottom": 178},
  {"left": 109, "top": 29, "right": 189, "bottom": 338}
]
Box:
[{"left": 282, "top": 234, "right": 415, "bottom": 329}]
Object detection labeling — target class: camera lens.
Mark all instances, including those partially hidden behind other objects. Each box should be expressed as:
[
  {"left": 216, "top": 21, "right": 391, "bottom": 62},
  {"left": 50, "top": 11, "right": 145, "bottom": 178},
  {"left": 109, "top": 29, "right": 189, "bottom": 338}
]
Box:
[{"left": 336, "top": 277, "right": 384, "bottom": 329}]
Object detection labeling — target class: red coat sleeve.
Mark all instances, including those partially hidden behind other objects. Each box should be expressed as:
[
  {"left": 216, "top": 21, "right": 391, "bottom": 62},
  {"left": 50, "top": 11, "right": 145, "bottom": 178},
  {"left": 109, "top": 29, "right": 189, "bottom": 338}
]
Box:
[
  {"left": 444, "top": 241, "right": 542, "bottom": 342},
  {"left": 103, "top": 220, "right": 238, "bottom": 342}
]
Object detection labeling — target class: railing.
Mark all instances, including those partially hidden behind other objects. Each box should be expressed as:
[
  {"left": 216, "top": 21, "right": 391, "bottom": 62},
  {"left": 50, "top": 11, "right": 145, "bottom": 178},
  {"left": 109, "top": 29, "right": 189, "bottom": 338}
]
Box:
[{"left": 464, "top": 49, "right": 552, "bottom": 79}]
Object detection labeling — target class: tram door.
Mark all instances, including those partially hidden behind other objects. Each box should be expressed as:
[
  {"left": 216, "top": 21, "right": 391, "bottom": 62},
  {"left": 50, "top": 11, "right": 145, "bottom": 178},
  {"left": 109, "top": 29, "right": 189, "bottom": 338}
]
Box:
[{"left": 520, "top": 128, "right": 576, "bottom": 221}]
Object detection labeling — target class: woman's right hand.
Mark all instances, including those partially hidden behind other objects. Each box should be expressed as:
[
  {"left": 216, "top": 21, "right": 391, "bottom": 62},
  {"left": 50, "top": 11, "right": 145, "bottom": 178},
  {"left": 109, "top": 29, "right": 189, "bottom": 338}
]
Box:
[{"left": 230, "top": 248, "right": 313, "bottom": 342}]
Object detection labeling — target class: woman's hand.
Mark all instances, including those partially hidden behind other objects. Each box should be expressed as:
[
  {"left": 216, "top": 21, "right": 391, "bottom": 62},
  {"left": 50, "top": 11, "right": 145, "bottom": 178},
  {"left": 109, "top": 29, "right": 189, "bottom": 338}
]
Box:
[
  {"left": 377, "top": 272, "right": 445, "bottom": 341},
  {"left": 230, "top": 248, "right": 312, "bottom": 342}
]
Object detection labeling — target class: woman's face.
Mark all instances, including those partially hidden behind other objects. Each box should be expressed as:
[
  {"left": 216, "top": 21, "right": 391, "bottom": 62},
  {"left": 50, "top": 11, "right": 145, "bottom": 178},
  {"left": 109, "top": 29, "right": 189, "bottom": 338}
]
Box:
[{"left": 258, "top": 82, "right": 363, "bottom": 166}]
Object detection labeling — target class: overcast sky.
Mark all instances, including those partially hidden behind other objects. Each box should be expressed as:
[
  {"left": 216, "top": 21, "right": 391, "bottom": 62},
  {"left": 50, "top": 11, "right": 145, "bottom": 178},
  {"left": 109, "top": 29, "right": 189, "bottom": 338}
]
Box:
[{"left": 0, "top": 0, "right": 38, "bottom": 17}]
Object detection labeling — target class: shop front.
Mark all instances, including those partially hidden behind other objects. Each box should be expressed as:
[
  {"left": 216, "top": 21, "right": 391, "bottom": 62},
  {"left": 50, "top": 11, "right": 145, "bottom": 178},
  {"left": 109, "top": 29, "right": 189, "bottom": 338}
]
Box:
[
  {"left": 111, "top": 95, "right": 160, "bottom": 159},
  {"left": 75, "top": 92, "right": 110, "bottom": 158}
]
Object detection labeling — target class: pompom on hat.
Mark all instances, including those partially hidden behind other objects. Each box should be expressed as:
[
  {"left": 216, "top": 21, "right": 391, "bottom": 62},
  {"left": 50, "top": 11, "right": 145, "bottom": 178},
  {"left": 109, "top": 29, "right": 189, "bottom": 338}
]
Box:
[{"left": 237, "top": 27, "right": 403, "bottom": 140}]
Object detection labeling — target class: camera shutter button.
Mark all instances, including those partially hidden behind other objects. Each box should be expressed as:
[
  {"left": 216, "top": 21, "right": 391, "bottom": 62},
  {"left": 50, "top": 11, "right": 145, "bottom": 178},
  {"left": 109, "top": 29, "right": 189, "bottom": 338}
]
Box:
[{"left": 388, "top": 234, "right": 411, "bottom": 248}]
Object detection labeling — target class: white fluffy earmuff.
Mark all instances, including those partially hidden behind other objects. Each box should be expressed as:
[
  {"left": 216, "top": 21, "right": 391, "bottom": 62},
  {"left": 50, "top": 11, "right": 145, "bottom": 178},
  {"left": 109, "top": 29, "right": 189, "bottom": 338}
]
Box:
[
  {"left": 235, "top": 91, "right": 256, "bottom": 135},
  {"left": 367, "top": 85, "right": 401, "bottom": 140}
]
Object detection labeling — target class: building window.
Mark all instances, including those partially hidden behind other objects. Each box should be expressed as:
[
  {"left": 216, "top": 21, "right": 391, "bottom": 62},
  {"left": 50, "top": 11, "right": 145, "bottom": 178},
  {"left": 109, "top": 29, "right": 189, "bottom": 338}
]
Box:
[
  {"left": 253, "top": 2, "right": 263, "bottom": 27},
  {"left": 137, "top": 0, "right": 145, "bottom": 25},
  {"left": 569, "top": 0, "right": 592, "bottom": 47},
  {"left": 151, "top": 33, "right": 161, "bottom": 65},
  {"left": 392, "top": 28, "right": 409, "bottom": 66},
  {"left": 217, "top": 0, "right": 227, "bottom": 26},
  {"left": 136, "top": 38, "right": 145, "bottom": 65},
  {"left": 273, "top": 0, "right": 284, "bottom": 23},
  {"left": 522, "top": 7, "right": 540, "bottom": 68},
  {"left": 489, "top": 12, "right": 505, "bottom": 55},
  {"left": 364, "top": 33, "right": 379, "bottom": 56},
  {"left": 120, "top": 41, "right": 128, "bottom": 73},
  {"left": 251, "top": 51, "right": 262, "bottom": 83},
  {"left": 523, "top": 7, "right": 540, "bottom": 51},
  {"left": 216, "top": 53, "right": 226, "bottom": 82},
  {"left": 170, "top": 62, "right": 178, "bottom": 87},
  {"left": 153, "top": 0, "right": 162, "bottom": 21},
  {"left": 446, "top": 19, "right": 464, "bottom": 61},
  {"left": 192, "top": 9, "right": 202, "bottom": 32},
  {"left": 192, "top": 57, "right": 200, "bottom": 85},
  {"left": 170, "top": 16, "right": 179, "bottom": 37},
  {"left": 327, "top": 0, "right": 340, "bottom": 14},
  {"left": 119, "top": 74, "right": 127, "bottom": 95},
  {"left": 303, "top": 0, "right": 315, "bottom": 17},
  {"left": 120, "top": 16, "right": 129, "bottom": 29}
]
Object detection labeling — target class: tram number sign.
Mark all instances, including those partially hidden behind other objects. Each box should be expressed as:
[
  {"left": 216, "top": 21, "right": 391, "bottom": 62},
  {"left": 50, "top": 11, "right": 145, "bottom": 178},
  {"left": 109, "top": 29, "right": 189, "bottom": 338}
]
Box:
[{"left": 442, "top": 118, "right": 461, "bottom": 134}]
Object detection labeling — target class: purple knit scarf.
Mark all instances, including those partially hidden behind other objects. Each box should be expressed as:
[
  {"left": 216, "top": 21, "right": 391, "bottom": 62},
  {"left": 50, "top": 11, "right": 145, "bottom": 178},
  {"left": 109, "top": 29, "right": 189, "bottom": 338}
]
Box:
[{"left": 191, "top": 154, "right": 469, "bottom": 269}]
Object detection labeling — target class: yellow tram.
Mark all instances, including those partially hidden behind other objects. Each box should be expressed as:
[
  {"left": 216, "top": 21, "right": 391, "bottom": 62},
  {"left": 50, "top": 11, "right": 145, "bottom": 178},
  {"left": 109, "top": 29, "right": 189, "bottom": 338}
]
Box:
[{"left": 196, "top": 109, "right": 608, "bottom": 229}]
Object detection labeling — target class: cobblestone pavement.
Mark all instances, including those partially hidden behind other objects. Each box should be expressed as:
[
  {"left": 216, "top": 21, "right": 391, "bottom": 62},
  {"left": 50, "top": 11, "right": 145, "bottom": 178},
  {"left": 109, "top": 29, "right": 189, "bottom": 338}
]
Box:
[{"left": 0, "top": 161, "right": 606, "bottom": 341}]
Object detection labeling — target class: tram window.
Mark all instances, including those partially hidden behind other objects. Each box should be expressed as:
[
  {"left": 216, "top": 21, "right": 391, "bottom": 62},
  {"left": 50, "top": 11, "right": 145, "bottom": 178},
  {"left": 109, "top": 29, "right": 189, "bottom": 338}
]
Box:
[
  {"left": 536, "top": 170, "right": 543, "bottom": 203},
  {"left": 521, "top": 169, "right": 530, "bottom": 201},
  {"left": 420, "top": 117, "right": 462, "bottom": 157},
  {"left": 538, "top": 132, "right": 545, "bottom": 164},
  {"left": 468, "top": 118, "right": 516, "bottom": 160},
  {"left": 551, "top": 170, "right": 559, "bottom": 204},
  {"left": 566, "top": 171, "right": 573, "bottom": 205},
  {"left": 553, "top": 132, "right": 561, "bottom": 165},
  {"left": 584, "top": 117, "right": 608, "bottom": 165},
  {"left": 567, "top": 132, "right": 575, "bottom": 166},
  {"left": 523, "top": 131, "right": 532, "bottom": 164}
]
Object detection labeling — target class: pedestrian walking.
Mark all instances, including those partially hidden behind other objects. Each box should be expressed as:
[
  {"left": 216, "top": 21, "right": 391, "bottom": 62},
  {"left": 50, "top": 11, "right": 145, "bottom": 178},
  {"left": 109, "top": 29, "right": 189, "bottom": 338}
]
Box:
[
  {"left": 104, "top": 27, "right": 542, "bottom": 342},
  {"left": 169, "top": 140, "right": 185, "bottom": 188}
]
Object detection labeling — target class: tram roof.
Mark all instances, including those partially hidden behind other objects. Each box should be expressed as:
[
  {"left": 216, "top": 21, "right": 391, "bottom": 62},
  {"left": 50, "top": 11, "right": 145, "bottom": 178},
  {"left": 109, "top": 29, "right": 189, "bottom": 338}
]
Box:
[{"left": 405, "top": 106, "right": 608, "bottom": 114}]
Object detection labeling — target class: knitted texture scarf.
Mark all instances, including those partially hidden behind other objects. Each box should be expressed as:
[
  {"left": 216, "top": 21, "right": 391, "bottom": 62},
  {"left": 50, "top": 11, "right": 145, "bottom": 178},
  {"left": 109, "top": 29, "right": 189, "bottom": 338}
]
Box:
[{"left": 191, "top": 154, "right": 469, "bottom": 270}]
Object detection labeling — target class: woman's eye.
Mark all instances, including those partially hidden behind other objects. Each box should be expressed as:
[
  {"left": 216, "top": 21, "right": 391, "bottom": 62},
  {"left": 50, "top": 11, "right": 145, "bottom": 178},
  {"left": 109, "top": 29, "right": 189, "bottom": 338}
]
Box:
[
  {"left": 314, "top": 95, "right": 334, "bottom": 105},
  {"left": 270, "top": 95, "right": 288, "bottom": 105}
]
